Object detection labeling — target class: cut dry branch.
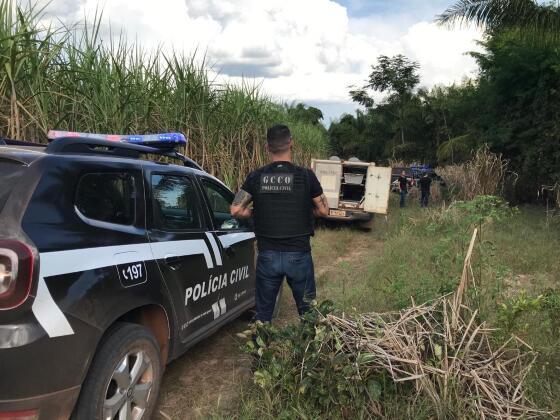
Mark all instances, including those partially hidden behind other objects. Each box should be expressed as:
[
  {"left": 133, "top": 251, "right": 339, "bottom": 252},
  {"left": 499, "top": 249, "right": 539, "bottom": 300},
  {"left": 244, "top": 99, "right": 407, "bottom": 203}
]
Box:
[{"left": 306, "top": 228, "right": 550, "bottom": 419}]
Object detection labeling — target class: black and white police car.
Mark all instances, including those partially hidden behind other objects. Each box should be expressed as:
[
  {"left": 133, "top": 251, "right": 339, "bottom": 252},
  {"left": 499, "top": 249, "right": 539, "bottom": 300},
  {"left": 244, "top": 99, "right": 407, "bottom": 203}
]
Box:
[{"left": 0, "top": 131, "right": 256, "bottom": 419}]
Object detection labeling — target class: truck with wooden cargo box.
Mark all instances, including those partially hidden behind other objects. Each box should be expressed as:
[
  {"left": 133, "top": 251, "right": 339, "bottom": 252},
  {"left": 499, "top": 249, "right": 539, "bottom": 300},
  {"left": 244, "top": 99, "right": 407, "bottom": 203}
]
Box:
[{"left": 311, "top": 157, "right": 392, "bottom": 230}]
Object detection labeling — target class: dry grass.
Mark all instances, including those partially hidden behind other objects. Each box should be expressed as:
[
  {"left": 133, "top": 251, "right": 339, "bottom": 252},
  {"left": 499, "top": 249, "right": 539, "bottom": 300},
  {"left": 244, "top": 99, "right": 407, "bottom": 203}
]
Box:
[
  {"left": 438, "top": 145, "right": 509, "bottom": 200},
  {"left": 388, "top": 159, "right": 407, "bottom": 168},
  {"left": 314, "top": 230, "right": 549, "bottom": 418}
]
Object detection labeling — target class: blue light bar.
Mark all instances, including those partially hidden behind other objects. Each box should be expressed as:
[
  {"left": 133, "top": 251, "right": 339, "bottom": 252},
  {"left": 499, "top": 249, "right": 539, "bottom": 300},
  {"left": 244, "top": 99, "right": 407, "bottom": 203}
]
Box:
[{"left": 47, "top": 130, "right": 187, "bottom": 148}]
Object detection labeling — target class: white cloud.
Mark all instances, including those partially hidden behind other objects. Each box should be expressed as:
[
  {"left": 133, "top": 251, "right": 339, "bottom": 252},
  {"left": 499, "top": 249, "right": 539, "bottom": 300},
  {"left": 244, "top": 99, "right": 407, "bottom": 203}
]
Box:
[
  {"left": 402, "top": 22, "right": 483, "bottom": 87},
  {"left": 40, "top": 0, "right": 483, "bottom": 122}
]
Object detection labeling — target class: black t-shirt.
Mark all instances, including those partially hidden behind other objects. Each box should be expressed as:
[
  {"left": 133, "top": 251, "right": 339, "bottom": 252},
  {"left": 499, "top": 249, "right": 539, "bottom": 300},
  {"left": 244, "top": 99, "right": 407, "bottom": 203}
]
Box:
[
  {"left": 241, "top": 161, "right": 323, "bottom": 252},
  {"left": 419, "top": 176, "right": 432, "bottom": 192},
  {"left": 398, "top": 176, "right": 409, "bottom": 191}
]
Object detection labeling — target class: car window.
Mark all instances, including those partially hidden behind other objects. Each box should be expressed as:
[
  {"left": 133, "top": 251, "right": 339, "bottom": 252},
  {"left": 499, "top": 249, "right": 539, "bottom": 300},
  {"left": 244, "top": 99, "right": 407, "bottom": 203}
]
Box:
[
  {"left": 201, "top": 179, "right": 239, "bottom": 230},
  {"left": 0, "top": 160, "right": 26, "bottom": 214},
  {"left": 75, "top": 173, "right": 135, "bottom": 225},
  {"left": 151, "top": 174, "right": 201, "bottom": 231}
]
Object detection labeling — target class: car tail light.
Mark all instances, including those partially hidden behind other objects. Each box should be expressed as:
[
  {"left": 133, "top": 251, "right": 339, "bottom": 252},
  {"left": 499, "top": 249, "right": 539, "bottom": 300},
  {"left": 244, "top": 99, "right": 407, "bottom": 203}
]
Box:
[
  {"left": 0, "top": 240, "right": 34, "bottom": 310},
  {"left": 0, "top": 410, "right": 38, "bottom": 420}
]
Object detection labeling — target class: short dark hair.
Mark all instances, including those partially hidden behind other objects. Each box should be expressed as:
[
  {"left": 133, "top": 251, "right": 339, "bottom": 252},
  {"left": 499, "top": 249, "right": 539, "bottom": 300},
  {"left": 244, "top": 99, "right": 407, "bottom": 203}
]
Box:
[{"left": 266, "top": 124, "right": 292, "bottom": 154}]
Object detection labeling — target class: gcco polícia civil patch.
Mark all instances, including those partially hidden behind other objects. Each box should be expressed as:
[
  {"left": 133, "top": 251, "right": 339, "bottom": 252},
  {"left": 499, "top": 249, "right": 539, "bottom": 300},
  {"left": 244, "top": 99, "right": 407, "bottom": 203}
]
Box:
[{"left": 259, "top": 173, "right": 293, "bottom": 193}]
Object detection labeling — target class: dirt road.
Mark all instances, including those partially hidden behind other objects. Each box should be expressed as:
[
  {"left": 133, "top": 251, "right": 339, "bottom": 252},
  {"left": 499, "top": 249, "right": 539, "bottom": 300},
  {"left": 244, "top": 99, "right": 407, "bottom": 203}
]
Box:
[{"left": 155, "top": 227, "right": 383, "bottom": 419}]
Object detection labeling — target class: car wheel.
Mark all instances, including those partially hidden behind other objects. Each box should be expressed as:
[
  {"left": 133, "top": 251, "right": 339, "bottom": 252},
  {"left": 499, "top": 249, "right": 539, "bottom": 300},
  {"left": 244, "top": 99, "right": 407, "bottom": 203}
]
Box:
[{"left": 73, "top": 322, "right": 163, "bottom": 420}]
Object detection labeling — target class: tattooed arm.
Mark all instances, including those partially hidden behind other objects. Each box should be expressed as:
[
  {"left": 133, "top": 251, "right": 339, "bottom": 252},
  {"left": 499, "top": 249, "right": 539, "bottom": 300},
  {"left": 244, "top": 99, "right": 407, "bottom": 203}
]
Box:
[
  {"left": 230, "top": 189, "right": 253, "bottom": 219},
  {"left": 312, "top": 194, "right": 329, "bottom": 218}
]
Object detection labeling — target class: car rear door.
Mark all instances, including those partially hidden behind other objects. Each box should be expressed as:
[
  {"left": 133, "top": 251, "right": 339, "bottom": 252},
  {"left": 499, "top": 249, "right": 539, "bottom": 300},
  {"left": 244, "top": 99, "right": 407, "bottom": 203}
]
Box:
[
  {"left": 144, "top": 167, "right": 222, "bottom": 346},
  {"left": 197, "top": 176, "right": 256, "bottom": 315}
]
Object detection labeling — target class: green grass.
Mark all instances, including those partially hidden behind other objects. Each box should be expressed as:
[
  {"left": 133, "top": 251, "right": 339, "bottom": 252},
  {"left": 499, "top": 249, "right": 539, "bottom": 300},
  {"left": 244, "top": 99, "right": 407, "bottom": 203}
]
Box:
[{"left": 234, "top": 198, "right": 560, "bottom": 419}]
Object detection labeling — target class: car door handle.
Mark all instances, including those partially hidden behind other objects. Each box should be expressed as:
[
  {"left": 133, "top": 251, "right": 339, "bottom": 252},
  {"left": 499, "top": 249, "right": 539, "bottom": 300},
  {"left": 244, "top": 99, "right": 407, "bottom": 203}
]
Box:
[
  {"left": 164, "top": 255, "right": 182, "bottom": 266},
  {"left": 224, "top": 246, "right": 236, "bottom": 258}
]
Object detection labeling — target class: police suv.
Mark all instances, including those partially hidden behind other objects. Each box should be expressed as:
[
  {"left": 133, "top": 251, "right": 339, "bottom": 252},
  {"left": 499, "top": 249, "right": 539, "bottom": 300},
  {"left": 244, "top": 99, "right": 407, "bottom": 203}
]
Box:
[{"left": 0, "top": 132, "right": 256, "bottom": 419}]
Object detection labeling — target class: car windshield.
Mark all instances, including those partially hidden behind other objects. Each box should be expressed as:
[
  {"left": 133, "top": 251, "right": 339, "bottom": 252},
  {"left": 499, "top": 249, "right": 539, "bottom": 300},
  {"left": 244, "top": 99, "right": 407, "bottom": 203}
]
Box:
[{"left": 0, "top": 159, "right": 26, "bottom": 214}]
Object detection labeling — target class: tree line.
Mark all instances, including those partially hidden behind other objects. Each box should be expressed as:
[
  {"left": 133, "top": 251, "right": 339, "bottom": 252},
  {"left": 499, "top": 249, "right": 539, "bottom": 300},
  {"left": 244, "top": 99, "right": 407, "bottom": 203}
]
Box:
[{"left": 326, "top": 0, "right": 560, "bottom": 202}]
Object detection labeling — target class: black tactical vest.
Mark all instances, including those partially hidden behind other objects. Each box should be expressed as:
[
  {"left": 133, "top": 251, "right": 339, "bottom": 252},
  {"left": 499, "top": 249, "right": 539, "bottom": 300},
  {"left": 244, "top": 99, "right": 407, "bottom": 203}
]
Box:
[{"left": 252, "top": 162, "right": 314, "bottom": 238}]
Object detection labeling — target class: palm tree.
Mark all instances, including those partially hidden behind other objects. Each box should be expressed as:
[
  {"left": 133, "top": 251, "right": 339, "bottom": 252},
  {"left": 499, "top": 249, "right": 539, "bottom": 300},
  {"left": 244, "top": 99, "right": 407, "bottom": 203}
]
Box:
[{"left": 437, "top": 0, "right": 560, "bottom": 42}]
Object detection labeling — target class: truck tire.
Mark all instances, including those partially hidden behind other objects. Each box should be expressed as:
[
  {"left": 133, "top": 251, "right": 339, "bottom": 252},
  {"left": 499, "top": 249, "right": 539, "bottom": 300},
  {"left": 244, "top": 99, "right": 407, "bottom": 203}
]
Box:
[
  {"left": 72, "top": 323, "right": 163, "bottom": 420},
  {"left": 358, "top": 217, "right": 374, "bottom": 231}
]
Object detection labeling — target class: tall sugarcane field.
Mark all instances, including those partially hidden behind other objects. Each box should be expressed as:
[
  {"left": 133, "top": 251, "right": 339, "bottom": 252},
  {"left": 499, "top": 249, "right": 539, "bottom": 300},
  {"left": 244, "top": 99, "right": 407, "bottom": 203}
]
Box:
[{"left": 0, "top": 2, "right": 328, "bottom": 188}]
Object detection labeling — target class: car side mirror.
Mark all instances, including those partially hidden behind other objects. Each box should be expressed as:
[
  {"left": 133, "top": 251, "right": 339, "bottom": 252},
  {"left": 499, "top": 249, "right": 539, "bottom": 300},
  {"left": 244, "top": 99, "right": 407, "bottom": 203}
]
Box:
[{"left": 220, "top": 218, "right": 240, "bottom": 230}]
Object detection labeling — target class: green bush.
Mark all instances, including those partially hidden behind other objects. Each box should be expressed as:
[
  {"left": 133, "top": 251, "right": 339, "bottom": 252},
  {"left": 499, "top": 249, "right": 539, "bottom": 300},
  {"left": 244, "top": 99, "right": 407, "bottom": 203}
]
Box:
[{"left": 243, "top": 302, "right": 416, "bottom": 419}]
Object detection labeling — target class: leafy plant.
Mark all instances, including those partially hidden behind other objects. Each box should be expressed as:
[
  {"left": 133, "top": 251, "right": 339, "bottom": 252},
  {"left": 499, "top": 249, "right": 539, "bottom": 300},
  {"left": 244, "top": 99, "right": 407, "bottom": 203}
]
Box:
[
  {"left": 497, "top": 292, "right": 544, "bottom": 333},
  {"left": 244, "top": 301, "right": 394, "bottom": 419},
  {"left": 455, "top": 195, "right": 516, "bottom": 228}
]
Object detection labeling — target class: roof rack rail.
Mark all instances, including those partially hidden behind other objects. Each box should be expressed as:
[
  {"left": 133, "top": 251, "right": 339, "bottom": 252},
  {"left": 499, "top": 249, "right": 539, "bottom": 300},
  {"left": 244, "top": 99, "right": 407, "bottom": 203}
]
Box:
[
  {"left": 0, "top": 138, "right": 47, "bottom": 147},
  {"left": 45, "top": 137, "right": 203, "bottom": 171}
]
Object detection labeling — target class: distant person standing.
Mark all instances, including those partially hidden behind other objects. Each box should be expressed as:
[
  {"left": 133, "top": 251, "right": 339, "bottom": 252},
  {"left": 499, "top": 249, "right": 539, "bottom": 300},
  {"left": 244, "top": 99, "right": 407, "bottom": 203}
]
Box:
[
  {"left": 398, "top": 171, "right": 409, "bottom": 208},
  {"left": 419, "top": 173, "right": 432, "bottom": 207}
]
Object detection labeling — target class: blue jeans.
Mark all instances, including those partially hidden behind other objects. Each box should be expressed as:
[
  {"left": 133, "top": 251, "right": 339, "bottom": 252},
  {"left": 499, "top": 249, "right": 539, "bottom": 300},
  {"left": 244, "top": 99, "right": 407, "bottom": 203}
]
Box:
[
  {"left": 400, "top": 190, "right": 407, "bottom": 208},
  {"left": 255, "top": 250, "right": 316, "bottom": 322},
  {"left": 420, "top": 190, "right": 430, "bottom": 207}
]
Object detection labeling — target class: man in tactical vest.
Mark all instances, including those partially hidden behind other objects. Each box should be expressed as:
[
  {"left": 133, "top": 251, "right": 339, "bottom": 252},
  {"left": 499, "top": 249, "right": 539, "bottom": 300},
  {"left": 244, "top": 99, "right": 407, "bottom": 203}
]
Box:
[{"left": 231, "top": 124, "right": 329, "bottom": 322}]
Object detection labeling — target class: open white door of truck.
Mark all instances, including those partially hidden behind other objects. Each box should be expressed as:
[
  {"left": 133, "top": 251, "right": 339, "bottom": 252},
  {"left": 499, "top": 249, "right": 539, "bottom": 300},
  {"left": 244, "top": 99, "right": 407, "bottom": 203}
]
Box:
[
  {"left": 364, "top": 166, "right": 392, "bottom": 214},
  {"left": 312, "top": 159, "right": 342, "bottom": 209}
]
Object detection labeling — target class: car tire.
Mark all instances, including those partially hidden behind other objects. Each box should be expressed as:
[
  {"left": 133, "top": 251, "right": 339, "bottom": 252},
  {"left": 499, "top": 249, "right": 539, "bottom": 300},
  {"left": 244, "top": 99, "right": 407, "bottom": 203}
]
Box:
[{"left": 72, "top": 322, "right": 163, "bottom": 420}]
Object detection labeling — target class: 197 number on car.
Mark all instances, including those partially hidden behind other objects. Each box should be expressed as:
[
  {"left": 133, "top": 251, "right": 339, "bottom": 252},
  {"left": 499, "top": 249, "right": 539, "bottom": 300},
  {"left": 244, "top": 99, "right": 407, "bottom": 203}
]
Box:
[{"left": 116, "top": 261, "right": 148, "bottom": 287}]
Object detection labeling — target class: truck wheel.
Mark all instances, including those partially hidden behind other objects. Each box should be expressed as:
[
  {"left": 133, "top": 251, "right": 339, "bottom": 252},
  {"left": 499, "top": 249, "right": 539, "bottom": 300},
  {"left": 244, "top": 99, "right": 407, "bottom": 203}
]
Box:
[
  {"left": 358, "top": 218, "right": 374, "bottom": 231},
  {"left": 73, "top": 323, "right": 162, "bottom": 420}
]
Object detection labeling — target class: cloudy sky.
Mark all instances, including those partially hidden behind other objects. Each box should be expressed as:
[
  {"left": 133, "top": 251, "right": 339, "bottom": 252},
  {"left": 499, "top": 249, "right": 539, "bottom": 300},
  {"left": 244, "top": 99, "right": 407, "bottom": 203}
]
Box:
[{"left": 42, "top": 0, "right": 483, "bottom": 123}]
